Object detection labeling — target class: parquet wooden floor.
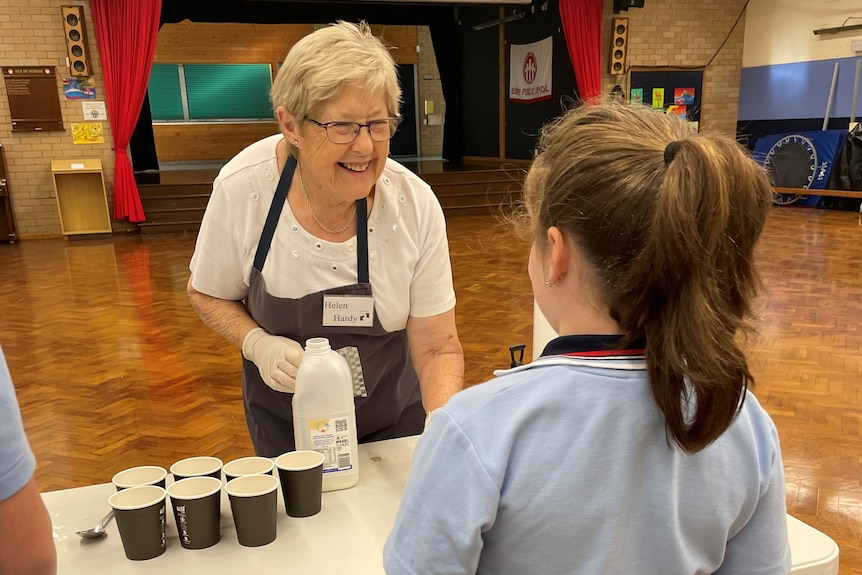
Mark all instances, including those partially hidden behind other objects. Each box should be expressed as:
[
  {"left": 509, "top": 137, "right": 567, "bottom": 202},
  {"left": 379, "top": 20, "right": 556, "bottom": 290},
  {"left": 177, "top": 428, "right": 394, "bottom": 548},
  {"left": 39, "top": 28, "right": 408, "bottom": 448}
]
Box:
[{"left": 1, "top": 206, "right": 860, "bottom": 573}]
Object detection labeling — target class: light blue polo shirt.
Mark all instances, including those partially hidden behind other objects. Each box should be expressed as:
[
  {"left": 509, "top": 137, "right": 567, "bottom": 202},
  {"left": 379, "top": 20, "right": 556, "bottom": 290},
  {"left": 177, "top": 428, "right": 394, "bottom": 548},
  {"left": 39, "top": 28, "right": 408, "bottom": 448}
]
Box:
[
  {"left": 0, "top": 347, "right": 36, "bottom": 501},
  {"left": 384, "top": 335, "right": 791, "bottom": 575}
]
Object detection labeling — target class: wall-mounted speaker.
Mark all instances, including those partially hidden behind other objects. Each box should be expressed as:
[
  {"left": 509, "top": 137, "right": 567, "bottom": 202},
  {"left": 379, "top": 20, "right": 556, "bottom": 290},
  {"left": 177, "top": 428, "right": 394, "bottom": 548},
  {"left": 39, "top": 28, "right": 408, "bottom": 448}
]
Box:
[
  {"left": 609, "top": 18, "right": 629, "bottom": 76},
  {"left": 614, "top": 0, "right": 645, "bottom": 12},
  {"left": 61, "top": 5, "right": 92, "bottom": 77}
]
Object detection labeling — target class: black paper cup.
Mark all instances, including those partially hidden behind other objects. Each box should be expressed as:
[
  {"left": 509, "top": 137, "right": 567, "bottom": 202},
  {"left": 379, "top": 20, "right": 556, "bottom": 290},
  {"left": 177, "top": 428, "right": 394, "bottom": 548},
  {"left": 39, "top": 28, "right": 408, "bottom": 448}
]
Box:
[
  {"left": 109, "top": 485, "right": 167, "bottom": 561},
  {"left": 223, "top": 456, "right": 275, "bottom": 483},
  {"left": 225, "top": 474, "right": 279, "bottom": 547},
  {"left": 166, "top": 476, "right": 222, "bottom": 550},
  {"left": 112, "top": 466, "right": 167, "bottom": 491},
  {"left": 275, "top": 451, "right": 325, "bottom": 518},
  {"left": 170, "top": 456, "right": 223, "bottom": 482}
]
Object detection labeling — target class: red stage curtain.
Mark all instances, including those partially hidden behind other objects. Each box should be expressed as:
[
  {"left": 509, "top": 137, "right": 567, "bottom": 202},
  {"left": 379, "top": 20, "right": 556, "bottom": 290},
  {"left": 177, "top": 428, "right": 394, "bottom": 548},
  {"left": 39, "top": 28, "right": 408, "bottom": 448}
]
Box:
[
  {"left": 559, "top": 0, "right": 604, "bottom": 103},
  {"left": 90, "top": 0, "right": 162, "bottom": 222}
]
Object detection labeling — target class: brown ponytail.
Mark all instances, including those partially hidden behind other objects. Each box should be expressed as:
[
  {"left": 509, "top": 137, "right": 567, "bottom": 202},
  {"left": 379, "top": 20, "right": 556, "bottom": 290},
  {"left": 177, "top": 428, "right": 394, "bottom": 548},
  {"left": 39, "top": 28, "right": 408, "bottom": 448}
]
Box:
[{"left": 521, "top": 103, "right": 772, "bottom": 452}]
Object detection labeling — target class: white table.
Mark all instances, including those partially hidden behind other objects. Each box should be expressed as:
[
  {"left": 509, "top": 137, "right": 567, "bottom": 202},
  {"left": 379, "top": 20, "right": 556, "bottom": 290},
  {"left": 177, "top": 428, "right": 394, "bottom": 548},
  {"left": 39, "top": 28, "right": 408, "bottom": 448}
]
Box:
[
  {"left": 44, "top": 435, "right": 839, "bottom": 574},
  {"left": 787, "top": 515, "right": 840, "bottom": 575},
  {"left": 45, "top": 437, "right": 418, "bottom": 574}
]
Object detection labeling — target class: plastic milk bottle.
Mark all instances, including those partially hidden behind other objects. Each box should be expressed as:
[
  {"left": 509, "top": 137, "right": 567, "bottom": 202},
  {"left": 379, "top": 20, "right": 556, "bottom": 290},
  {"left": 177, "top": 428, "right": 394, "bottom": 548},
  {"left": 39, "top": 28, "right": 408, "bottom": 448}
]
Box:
[{"left": 293, "top": 337, "right": 359, "bottom": 492}]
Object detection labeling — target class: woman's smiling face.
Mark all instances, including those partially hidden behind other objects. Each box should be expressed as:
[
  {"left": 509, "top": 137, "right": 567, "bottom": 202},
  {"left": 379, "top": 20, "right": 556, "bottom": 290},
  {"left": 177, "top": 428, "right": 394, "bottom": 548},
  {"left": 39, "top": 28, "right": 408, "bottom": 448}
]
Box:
[{"left": 293, "top": 82, "right": 392, "bottom": 202}]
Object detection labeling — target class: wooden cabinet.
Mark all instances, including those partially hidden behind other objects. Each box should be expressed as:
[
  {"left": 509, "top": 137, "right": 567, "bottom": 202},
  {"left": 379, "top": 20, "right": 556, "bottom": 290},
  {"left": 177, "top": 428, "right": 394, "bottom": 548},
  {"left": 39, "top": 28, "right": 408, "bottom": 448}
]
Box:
[
  {"left": 51, "top": 159, "right": 112, "bottom": 236},
  {"left": 0, "top": 144, "right": 17, "bottom": 243}
]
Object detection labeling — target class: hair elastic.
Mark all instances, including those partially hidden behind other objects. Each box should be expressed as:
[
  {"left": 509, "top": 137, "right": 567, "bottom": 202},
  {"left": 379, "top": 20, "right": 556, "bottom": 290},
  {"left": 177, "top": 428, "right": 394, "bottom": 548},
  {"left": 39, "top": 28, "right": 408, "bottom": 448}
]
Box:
[{"left": 664, "top": 141, "right": 680, "bottom": 165}]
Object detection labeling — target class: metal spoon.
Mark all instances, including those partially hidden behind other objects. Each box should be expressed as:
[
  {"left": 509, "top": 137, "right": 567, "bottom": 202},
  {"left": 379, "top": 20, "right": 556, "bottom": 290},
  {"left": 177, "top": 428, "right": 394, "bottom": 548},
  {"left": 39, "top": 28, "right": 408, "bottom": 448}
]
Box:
[{"left": 75, "top": 509, "right": 114, "bottom": 539}]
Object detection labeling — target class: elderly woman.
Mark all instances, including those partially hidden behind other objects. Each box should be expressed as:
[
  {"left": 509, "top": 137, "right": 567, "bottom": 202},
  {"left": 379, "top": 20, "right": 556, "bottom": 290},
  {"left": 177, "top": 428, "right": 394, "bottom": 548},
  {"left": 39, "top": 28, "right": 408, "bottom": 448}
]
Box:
[{"left": 187, "top": 21, "right": 464, "bottom": 457}]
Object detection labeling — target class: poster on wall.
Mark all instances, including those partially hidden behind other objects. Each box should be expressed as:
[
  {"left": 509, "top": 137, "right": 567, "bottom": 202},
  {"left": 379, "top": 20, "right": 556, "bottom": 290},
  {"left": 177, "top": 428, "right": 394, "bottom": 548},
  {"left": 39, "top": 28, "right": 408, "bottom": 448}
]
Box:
[
  {"left": 674, "top": 87, "right": 695, "bottom": 105},
  {"left": 62, "top": 77, "right": 96, "bottom": 99},
  {"left": 71, "top": 122, "right": 104, "bottom": 144},
  {"left": 630, "top": 88, "right": 643, "bottom": 104},
  {"left": 509, "top": 36, "right": 553, "bottom": 104},
  {"left": 652, "top": 88, "right": 665, "bottom": 109}
]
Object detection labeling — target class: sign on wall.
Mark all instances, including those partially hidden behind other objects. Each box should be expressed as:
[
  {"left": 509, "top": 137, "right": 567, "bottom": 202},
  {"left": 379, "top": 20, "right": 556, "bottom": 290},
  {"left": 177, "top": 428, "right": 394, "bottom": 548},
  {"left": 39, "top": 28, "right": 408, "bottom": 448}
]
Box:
[
  {"left": 2, "top": 66, "right": 64, "bottom": 132},
  {"left": 509, "top": 36, "right": 552, "bottom": 104},
  {"left": 81, "top": 101, "right": 107, "bottom": 121}
]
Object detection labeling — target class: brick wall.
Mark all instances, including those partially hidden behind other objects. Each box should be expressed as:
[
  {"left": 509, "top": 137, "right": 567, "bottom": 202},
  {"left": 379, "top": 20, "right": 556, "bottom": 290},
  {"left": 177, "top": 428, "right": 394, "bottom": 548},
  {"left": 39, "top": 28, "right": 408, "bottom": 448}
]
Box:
[
  {"left": 0, "top": 0, "right": 119, "bottom": 239},
  {"left": 602, "top": 0, "right": 748, "bottom": 136},
  {"left": 416, "top": 26, "right": 444, "bottom": 158}
]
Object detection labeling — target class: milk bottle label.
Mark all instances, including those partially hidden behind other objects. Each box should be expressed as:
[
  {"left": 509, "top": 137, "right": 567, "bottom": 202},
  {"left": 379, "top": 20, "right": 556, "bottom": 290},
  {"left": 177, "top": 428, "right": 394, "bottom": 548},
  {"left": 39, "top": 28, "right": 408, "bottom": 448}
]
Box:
[
  {"left": 322, "top": 295, "right": 374, "bottom": 327},
  {"left": 304, "top": 413, "right": 354, "bottom": 473}
]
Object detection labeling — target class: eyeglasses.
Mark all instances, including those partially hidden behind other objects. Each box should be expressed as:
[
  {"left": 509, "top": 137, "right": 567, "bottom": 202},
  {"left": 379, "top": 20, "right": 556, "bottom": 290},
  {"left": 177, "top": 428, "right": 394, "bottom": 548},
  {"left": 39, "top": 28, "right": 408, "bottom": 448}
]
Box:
[{"left": 305, "top": 117, "right": 400, "bottom": 144}]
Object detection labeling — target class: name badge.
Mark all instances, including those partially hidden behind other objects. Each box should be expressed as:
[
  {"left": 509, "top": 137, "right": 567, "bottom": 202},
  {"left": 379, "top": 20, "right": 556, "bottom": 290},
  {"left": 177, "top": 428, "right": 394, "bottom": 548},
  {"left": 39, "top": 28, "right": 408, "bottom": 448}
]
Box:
[{"left": 322, "top": 295, "right": 374, "bottom": 327}]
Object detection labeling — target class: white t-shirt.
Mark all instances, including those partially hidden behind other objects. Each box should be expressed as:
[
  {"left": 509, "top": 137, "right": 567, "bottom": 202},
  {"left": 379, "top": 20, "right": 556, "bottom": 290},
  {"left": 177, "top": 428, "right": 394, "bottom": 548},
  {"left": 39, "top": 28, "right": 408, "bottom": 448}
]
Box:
[{"left": 189, "top": 134, "right": 456, "bottom": 332}]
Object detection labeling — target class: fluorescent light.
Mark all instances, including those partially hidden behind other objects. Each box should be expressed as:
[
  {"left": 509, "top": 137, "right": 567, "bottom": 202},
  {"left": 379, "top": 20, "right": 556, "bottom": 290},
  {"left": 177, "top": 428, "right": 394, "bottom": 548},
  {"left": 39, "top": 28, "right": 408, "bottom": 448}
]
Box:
[{"left": 813, "top": 23, "right": 862, "bottom": 35}]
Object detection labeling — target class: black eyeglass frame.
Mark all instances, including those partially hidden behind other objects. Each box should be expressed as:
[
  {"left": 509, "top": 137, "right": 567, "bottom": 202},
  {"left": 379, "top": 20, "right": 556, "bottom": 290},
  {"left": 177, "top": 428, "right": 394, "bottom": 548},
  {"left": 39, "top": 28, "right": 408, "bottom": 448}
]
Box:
[{"left": 304, "top": 117, "right": 401, "bottom": 144}]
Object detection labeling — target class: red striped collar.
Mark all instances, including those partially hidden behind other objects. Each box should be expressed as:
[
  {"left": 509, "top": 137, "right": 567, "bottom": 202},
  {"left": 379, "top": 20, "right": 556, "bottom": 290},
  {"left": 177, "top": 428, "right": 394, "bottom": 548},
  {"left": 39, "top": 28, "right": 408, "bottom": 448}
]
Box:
[
  {"left": 558, "top": 348, "right": 645, "bottom": 358},
  {"left": 540, "top": 335, "right": 646, "bottom": 359}
]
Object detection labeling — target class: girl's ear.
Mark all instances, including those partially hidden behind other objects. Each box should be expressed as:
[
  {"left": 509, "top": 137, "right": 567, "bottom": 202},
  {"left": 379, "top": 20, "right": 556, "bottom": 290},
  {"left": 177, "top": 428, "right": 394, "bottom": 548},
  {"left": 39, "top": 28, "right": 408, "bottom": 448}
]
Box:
[{"left": 546, "top": 226, "right": 570, "bottom": 286}]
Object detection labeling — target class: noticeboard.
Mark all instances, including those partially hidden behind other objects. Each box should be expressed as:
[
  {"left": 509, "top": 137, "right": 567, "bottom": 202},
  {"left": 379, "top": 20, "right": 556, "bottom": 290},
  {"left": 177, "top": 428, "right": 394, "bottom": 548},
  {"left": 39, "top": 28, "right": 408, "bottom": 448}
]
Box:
[
  {"left": 629, "top": 67, "right": 704, "bottom": 124},
  {"left": 2, "top": 66, "right": 64, "bottom": 132}
]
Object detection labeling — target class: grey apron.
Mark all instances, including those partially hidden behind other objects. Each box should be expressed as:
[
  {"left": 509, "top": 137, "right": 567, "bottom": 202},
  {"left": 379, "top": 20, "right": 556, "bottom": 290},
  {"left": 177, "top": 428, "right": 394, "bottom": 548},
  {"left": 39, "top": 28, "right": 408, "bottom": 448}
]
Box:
[{"left": 241, "top": 156, "right": 425, "bottom": 457}]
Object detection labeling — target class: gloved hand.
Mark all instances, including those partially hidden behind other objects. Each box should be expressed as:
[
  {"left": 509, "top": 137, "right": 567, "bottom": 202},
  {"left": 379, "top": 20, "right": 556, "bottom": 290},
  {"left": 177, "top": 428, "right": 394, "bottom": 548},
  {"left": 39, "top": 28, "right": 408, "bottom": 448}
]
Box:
[{"left": 241, "top": 327, "right": 304, "bottom": 393}]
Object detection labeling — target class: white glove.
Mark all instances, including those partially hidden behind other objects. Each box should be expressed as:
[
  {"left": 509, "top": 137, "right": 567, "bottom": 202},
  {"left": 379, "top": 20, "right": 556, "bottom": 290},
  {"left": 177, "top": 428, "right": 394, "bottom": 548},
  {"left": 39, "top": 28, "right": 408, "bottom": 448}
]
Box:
[{"left": 241, "top": 328, "right": 304, "bottom": 393}]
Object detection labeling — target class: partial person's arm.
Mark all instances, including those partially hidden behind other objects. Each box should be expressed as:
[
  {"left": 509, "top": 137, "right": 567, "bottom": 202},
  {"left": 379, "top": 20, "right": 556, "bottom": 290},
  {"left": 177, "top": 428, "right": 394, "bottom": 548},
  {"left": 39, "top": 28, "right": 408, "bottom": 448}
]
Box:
[
  {"left": 407, "top": 309, "right": 464, "bottom": 413},
  {"left": 187, "top": 274, "right": 303, "bottom": 392},
  {"left": 0, "top": 478, "right": 57, "bottom": 575}
]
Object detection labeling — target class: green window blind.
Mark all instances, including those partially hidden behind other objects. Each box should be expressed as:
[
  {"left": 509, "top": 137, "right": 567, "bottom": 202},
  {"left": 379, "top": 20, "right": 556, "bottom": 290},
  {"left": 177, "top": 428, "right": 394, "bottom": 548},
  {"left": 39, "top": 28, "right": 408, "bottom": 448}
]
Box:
[
  {"left": 148, "top": 64, "right": 184, "bottom": 121},
  {"left": 183, "top": 64, "right": 273, "bottom": 121}
]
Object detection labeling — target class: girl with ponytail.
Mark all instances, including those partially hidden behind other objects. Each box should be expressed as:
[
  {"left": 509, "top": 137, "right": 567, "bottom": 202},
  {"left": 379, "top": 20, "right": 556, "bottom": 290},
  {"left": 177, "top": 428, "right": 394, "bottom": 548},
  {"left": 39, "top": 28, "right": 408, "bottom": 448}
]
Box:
[{"left": 385, "top": 103, "right": 790, "bottom": 575}]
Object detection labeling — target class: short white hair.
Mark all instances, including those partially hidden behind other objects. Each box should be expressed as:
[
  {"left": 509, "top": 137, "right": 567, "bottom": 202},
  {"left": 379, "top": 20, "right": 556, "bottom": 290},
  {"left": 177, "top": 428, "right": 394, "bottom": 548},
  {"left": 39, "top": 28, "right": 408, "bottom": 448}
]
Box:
[{"left": 270, "top": 21, "right": 402, "bottom": 155}]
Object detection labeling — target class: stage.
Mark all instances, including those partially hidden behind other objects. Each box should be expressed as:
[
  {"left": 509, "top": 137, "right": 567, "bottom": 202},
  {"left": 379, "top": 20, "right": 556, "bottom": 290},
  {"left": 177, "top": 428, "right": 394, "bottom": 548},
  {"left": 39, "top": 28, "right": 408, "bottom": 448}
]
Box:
[{"left": 133, "top": 158, "right": 527, "bottom": 234}]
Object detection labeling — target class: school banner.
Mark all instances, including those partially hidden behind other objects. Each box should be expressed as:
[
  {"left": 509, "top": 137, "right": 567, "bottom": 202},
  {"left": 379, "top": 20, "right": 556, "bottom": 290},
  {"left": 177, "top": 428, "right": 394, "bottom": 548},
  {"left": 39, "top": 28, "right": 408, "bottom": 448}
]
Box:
[{"left": 509, "top": 36, "right": 553, "bottom": 104}]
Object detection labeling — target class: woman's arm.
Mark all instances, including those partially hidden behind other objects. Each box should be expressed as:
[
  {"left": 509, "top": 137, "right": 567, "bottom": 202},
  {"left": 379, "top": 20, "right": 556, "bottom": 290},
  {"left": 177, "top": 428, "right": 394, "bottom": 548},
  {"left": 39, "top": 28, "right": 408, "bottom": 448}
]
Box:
[
  {"left": 187, "top": 274, "right": 258, "bottom": 349},
  {"left": 187, "top": 274, "right": 303, "bottom": 392},
  {"left": 406, "top": 309, "right": 464, "bottom": 413}
]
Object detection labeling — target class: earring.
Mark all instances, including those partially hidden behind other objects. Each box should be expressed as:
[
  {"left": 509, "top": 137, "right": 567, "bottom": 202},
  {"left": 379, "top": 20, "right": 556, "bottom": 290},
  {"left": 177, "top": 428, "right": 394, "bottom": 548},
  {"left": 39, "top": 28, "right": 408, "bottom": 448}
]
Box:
[
  {"left": 293, "top": 140, "right": 299, "bottom": 146},
  {"left": 545, "top": 279, "right": 554, "bottom": 287}
]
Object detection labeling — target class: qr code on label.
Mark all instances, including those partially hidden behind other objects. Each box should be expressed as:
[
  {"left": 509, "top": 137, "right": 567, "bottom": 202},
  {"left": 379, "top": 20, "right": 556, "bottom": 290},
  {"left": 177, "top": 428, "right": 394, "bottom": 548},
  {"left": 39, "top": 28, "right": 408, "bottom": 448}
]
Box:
[{"left": 335, "top": 418, "right": 348, "bottom": 432}]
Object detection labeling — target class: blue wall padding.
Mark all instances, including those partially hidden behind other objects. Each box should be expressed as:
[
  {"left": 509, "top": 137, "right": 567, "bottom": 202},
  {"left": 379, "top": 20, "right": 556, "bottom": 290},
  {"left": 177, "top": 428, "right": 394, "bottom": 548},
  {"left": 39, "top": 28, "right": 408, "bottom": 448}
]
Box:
[{"left": 739, "top": 57, "right": 862, "bottom": 121}]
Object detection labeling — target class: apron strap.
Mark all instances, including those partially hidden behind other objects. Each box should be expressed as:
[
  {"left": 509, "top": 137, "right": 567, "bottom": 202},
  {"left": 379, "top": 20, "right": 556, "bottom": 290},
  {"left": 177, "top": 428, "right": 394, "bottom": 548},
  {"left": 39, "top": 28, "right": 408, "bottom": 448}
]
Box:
[
  {"left": 253, "top": 153, "right": 370, "bottom": 285},
  {"left": 253, "top": 156, "right": 296, "bottom": 272},
  {"left": 356, "top": 197, "right": 369, "bottom": 284}
]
